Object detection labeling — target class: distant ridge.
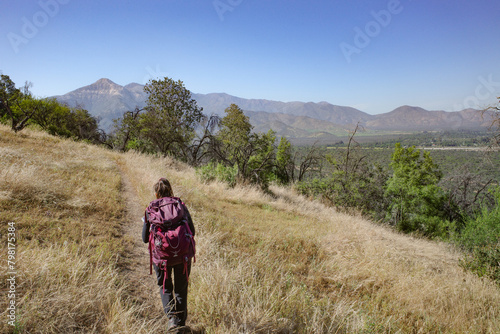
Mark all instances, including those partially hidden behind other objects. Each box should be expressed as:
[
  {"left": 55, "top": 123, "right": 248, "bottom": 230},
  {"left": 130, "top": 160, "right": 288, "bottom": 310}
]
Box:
[
  {"left": 192, "top": 93, "right": 373, "bottom": 126},
  {"left": 53, "top": 78, "right": 490, "bottom": 137},
  {"left": 364, "top": 105, "right": 490, "bottom": 131}
]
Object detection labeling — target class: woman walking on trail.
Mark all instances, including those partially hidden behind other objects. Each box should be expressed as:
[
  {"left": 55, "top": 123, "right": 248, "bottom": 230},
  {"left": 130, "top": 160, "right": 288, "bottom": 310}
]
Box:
[{"left": 142, "top": 178, "right": 196, "bottom": 332}]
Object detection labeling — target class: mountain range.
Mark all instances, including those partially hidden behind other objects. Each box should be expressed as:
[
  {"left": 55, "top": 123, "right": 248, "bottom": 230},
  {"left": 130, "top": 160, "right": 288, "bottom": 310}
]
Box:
[{"left": 54, "top": 78, "right": 491, "bottom": 139}]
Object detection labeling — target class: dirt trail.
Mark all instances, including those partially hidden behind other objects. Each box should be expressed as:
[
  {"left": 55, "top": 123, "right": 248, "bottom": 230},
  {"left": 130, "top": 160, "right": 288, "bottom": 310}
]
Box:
[
  {"left": 118, "top": 164, "right": 204, "bottom": 333},
  {"left": 119, "top": 165, "right": 158, "bottom": 308}
]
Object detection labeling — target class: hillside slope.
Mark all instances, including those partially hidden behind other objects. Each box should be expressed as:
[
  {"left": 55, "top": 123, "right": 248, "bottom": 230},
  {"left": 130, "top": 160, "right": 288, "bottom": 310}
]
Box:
[{"left": 1, "top": 125, "right": 499, "bottom": 333}]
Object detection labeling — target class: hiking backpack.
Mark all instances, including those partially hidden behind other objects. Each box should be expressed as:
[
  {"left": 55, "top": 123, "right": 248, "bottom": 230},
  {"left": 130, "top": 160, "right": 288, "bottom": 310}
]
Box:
[{"left": 145, "top": 197, "right": 196, "bottom": 286}]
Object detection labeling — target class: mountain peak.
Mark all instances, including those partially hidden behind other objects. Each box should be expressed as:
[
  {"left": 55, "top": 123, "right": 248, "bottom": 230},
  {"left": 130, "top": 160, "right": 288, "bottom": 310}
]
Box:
[
  {"left": 93, "top": 78, "right": 121, "bottom": 88},
  {"left": 95, "top": 78, "right": 116, "bottom": 84},
  {"left": 83, "top": 78, "right": 125, "bottom": 96},
  {"left": 390, "top": 105, "right": 427, "bottom": 113}
]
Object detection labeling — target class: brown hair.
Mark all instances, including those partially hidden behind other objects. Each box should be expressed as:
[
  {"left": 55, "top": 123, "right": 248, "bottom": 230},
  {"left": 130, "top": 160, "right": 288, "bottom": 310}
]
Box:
[{"left": 154, "top": 178, "right": 174, "bottom": 198}]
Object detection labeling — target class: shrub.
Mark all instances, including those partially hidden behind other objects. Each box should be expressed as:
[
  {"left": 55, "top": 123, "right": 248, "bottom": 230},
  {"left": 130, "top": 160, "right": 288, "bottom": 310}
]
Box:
[
  {"left": 296, "top": 163, "right": 389, "bottom": 219},
  {"left": 457, "top": 187, "right": 500, "bottom": 283},
  {"left": 385, "top": 144, "right": 450, "bottom": 237},
  {"left": 197, "top": 162, "right": 238, "bottom": 187}
]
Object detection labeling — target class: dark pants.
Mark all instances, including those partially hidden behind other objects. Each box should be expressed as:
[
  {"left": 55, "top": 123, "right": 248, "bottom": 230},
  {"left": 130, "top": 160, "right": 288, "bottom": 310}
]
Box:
[{"left": 153, "top": 262, "right": 191, "bottom": 326}]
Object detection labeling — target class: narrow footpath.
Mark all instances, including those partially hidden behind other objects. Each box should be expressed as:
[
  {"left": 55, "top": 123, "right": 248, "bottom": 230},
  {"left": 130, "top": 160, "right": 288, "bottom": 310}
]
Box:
[
  {"left": 119, "top": 166, "right": 155, "bottom": 309},
  {"left": 118, "top": 162, "right": 204, "bottom": 333}
]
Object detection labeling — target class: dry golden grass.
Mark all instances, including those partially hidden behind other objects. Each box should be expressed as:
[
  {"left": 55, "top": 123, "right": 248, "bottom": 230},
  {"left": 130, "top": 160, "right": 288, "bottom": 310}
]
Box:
[
  {"left": 0, "top": 125, "right": 144, "bottom": 333},
  {"left": 1, "top": 123, "right": 499, "bottom": 333}
]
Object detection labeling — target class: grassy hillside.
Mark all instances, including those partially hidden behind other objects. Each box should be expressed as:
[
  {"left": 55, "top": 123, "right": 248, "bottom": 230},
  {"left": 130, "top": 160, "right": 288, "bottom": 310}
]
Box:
[{"left": 1, "top": 124, "right": 499, "bottom": 333}]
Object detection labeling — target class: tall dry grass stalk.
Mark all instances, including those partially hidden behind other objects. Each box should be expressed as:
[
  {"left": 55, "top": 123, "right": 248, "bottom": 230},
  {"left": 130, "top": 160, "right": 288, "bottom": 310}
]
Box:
[{"left": 1, "top": 124, "right": 499, "bottom": 333}]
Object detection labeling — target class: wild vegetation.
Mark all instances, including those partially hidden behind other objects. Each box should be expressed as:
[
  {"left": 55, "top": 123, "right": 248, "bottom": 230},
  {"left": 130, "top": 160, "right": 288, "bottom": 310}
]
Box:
[
  {"left": 297, "top": 141, "right": 499, "bottom": 283},
  {"left": 1, "top": 74, "right": 105, "bottom": 143},
  {"left": 1, "top": 74, "right": 499, "bottom": 332},
  {"left": 1, "top": 124, "right": 500, "bottom": 333}
]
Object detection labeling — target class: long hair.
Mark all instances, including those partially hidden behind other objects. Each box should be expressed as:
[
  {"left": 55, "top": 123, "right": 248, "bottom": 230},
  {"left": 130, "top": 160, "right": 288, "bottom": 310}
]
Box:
[{"left": 154, "top": 178, "right": 174, "bottom": 198}]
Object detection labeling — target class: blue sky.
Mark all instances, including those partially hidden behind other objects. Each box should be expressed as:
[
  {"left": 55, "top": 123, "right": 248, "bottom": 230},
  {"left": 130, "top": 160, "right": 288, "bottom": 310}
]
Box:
[{"left": 1, "top": 0, "right": 499, "bottom": 115}]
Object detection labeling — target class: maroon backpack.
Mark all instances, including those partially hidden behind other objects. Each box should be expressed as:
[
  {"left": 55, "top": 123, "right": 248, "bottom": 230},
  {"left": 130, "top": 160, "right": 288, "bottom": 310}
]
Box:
[{"left": 145, "top": 197, "right": 195, "bottom": 289}]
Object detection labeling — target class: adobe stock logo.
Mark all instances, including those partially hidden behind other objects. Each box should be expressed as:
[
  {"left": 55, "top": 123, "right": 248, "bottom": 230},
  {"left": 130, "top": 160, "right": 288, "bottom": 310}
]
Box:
[
  {"left": 454, "top": 74, "right": 500, "bottom": 111},
  {"left": 7, "top": 0, "right": 70, "bottom": 54},
  {"left": 213, "top": 0, "right": 243, "bottom": 21},
  {"left": 142, "top": 65, "right": 170, "bottom": 84},
  {"left": 340, "top": 0, "right": 403, "bottom": 63}
]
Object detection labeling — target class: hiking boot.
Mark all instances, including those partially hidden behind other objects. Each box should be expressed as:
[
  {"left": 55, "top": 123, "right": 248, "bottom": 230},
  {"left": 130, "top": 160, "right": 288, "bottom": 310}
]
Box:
[
  {"left": 168, "top": 326, "right": 191, "bottom": 334},
  {"left": 167, "top": 316, "right": 180, "bottom": 331}
]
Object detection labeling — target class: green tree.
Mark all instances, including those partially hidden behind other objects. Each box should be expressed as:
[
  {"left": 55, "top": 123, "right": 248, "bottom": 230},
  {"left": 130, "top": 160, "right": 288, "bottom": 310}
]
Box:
[
  {"left": 296, "top": 125, "right": 388, "bottom": 218},
  {"left": 141, "top": 77, "right": 204, "bottom": 160},
  {"left": 246, "top": 129, "right": 277, "bottom": 186},
  {"left": 385, "top": 143, "right": 447, "bottom": 236},
  {"left": 65, "top": 106, "right": 103, "bottom": 143},
  {"left": 26, "top": 98, "right": 94, "bottom": 140},
  {"left": 212, "top": 104, "right": 277, "bottom": 187},
  {"left": 457, "top": 187, "right": 500, "bottom": 282},
  {"left": 0, "top": 74, "right": 34, "bottom": 132},
  {"left": 295, "top": 142, "right": 322, "bottom": 182},
  {"left": 215, "top": 104, "right": 252, "bottom": 175},
  {"left": 186, "top": 114, "right": 220, "bottom": 167},
  {"left": 0, "top": 74, "right": 104, "bottom": 142},
  {"left": 110, "top": 107, "right": 146, "bottom": 151},
  {"left": 216, "top": 103, "right": 252, "bottom": 167},
  {"left": 275, "top": 136, "right": 294, "bottom": 184},
  {"left": 30, "top": 98, "right": 104, "bottom": 143},
  {"left": 28, "top": 98, "right": 69, "bottom": 134}
]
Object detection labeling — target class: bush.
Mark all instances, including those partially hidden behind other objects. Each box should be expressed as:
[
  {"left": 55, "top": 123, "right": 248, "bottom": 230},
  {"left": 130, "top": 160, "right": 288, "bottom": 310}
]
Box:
[
  {"left": 296, "top": 163, "right": 389, "bottom": 219},
  {"left": 197, "top": 162, "right": 238, "bottom": 187},
  {"left": 457, "top": 187, "right": 500, "bottom": 283},
  {"left": 385, "top": 144, "right": 451, "bottom": 237}
]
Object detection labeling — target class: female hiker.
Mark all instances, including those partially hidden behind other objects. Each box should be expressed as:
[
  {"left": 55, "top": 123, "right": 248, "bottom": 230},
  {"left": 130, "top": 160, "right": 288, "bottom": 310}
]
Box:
[{"left": 142, "top": 177, "right": 196, "bottom": 331}]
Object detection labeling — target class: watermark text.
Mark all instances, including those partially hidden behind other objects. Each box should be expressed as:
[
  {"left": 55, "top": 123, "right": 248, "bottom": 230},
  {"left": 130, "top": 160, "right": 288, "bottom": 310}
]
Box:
[
  {"left": 340, "top": 0, "right": 403, "bottom": 63},
  {"left": 213, "top": 0, "right": 243, "bottom": 21},
  {"left": 454, "top": 74, "right": 500, "bottom": 111},
  {"left": 6, "top": 222, "right": 17, "bottom": 327},
  {"left": 7, "top": 0, "right": 70, "bottom": 54}
]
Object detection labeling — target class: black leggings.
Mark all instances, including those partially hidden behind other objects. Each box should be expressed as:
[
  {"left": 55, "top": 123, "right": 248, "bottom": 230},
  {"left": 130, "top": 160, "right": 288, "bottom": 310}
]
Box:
[{"left": 153, "top": 262, "right": 191, "bottom": 326}]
